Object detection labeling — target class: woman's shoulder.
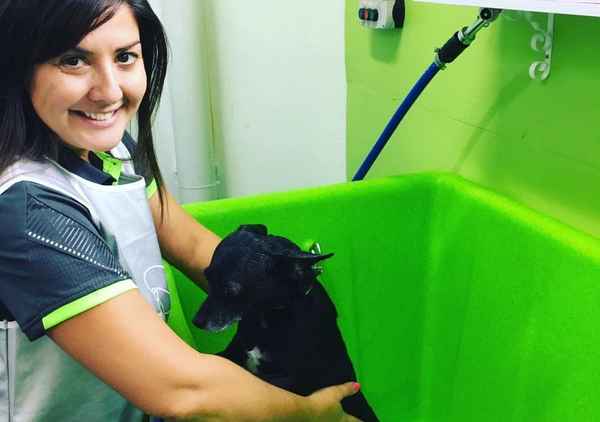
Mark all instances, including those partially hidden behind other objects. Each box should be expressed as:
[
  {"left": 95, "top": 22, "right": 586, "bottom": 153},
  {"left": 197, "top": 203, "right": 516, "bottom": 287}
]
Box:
[
  {"left": 0, "top": 181, "right": 96, "bottom": 241},
  {"left": 0, "top": 181, "right": 130, "bottom": 341}
]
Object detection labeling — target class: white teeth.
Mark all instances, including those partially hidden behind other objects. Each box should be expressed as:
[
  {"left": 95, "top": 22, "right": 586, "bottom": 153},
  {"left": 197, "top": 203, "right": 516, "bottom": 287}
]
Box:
[{"left": 82, "top": 110, "right": 116, "bottom": 121}]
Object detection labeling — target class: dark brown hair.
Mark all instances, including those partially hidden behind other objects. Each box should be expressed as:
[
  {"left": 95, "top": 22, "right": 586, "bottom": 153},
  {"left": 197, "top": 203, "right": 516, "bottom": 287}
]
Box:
[{"left": 0, "top": 0, "right": 169, "bottom": 208}]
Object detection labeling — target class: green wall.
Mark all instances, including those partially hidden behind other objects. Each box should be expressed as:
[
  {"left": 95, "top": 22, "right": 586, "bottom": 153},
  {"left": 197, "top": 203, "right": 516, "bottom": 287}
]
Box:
[{"left": 346, "top": 2, "right": 600, "bottom": 238}]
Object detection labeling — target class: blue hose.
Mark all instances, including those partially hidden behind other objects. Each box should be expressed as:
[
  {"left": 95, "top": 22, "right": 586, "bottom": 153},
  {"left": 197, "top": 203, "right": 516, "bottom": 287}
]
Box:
[{"left": 352, "top": 61, "right": 441, "bottom": 181}]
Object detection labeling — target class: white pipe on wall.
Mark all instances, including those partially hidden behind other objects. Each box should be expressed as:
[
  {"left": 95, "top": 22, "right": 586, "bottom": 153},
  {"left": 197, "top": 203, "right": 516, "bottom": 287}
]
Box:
[{"left": 149, "top": 0, "right": 218, "bottom": 203}]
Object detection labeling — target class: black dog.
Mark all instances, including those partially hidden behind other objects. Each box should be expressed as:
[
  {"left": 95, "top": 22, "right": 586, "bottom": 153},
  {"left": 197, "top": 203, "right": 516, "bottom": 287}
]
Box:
[{"left": 193, "top": 225, "right": 378, "bottom": 422}]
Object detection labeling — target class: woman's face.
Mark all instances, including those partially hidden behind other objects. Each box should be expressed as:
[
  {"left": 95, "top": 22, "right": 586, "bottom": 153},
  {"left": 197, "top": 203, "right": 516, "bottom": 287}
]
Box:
[{"left": 30, "top": 5, "right": 147, "bottom": 160}]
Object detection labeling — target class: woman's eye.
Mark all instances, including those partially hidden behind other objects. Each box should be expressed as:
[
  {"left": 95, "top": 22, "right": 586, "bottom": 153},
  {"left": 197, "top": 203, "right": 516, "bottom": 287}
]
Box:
[
  {"left": 59, "top": 56, "right": 86, "bottom": 68},
  {"left": 117, "top": 52, "right": 139, "bottom": 65}
]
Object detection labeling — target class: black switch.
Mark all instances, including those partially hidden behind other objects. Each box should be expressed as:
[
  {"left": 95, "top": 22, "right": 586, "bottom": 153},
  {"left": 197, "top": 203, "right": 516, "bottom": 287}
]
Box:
[{"left": 368, "top": 8, "right": 379, "bottom": 21}]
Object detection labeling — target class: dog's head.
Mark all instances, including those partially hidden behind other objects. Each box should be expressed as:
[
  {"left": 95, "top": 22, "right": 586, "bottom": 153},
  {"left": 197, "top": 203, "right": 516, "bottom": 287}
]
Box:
[{"left": 193, "top": 224, "right": 333, "bottom": 332}]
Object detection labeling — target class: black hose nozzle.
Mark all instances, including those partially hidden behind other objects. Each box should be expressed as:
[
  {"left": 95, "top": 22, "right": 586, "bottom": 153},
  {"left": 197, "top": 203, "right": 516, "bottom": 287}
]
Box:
[
  {"left": 435, "top": 8, "right": 502, "bottom": 66},
  {"left": 436, "top": 29, "right": 469, "bottom": 65}
]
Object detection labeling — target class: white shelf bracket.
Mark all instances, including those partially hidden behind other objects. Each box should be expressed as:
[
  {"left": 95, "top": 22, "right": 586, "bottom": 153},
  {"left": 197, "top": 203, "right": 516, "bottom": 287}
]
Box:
[{"left": 525, "top": 12, "right": 555, "bottom": 81}]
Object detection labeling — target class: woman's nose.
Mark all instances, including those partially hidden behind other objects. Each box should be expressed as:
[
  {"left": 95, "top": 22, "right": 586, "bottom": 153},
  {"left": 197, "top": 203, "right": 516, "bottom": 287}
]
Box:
[{"left": 88, "top": 64, "right": 123, "bottom": 105}]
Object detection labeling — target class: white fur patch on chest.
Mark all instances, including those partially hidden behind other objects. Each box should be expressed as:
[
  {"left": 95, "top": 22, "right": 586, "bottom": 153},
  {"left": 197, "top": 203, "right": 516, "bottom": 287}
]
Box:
[{"left": 246, "top": 346, "right": 267, "bottom": 374}]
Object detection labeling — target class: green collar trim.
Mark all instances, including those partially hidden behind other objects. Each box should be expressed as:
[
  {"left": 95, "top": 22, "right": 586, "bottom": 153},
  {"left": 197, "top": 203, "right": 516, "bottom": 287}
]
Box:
[
  {"left": 94, "top": 152, "right": 123, "bottom": 184},
  {"left": 146, "top": 179, "right": 158, "bottom": 198}
]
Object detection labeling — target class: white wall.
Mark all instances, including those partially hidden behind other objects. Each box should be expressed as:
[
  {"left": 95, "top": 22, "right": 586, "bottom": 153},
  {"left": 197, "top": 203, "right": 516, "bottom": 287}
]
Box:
[
  {"left": 148, "top": 0, "right": 347, "bottom": 200},
  {"left": 204, "top": 0, "right": 347, "bottom": 198}
]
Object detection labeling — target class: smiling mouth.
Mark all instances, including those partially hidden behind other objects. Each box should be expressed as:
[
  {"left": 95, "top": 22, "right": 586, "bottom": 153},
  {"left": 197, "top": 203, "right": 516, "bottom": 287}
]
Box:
[{"left": 70, "top": 108, "right": 121, "bottom": 121}]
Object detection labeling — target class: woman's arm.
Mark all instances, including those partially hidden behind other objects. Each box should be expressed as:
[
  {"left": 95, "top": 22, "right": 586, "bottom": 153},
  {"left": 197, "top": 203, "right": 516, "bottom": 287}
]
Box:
[
  {"left": 149, "top": 188, "right": 221, "bottom": 292},
  {"left": 49, "top": 290, "right": 360, "bottom": 421}
]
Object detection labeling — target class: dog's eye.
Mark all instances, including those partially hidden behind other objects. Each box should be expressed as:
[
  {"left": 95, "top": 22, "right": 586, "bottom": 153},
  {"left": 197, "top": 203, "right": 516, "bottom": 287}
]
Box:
[{"left": 225, "top": 281, "right": 243, "bottom": 296}]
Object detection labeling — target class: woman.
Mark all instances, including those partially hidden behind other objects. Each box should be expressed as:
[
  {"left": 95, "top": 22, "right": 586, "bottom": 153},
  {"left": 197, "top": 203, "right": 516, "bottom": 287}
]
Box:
[{"left": 0, "top": 1, "right": 361, "bottom": 421}]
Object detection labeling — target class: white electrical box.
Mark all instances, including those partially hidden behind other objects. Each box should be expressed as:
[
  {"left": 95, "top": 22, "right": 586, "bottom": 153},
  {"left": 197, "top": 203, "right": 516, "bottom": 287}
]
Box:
[
  {"left": 414, "top": 0, "right": 600, "bottom": 17},
  {"left": 359, "top": 0, "right": 404, "bottom": 29}
]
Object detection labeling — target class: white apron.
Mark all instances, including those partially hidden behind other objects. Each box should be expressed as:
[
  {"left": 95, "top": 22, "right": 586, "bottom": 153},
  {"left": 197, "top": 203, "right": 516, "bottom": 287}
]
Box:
[{"left": 0, "top": 143, "right": 170, "bottom": 422}]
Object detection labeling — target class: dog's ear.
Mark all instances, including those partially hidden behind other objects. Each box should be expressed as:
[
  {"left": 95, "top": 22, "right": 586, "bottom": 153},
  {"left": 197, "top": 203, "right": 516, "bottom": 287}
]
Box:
[
  {"left": 288, "top": 251, "right": 334, "bottom": 263},
  {"left": 269, "top": 251, "right": 334, "bottom": 279},
  {"left": 238, "top": 224, "right": 268, "bottom": 235}
]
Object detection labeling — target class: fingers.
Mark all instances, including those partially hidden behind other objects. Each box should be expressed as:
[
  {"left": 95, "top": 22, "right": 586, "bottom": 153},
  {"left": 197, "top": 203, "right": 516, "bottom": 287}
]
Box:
[
  {"left": 334, "top": 384, "right": 363, "bottom": 422},
  {"left": 337, "top": 381, "right": 361, "bottom": 400},
  {"left": 307, "top": 382, "right": 363, "bottom": 421},
  {"left": 316, "top": 381, "right": 361, "bottom": 402}
]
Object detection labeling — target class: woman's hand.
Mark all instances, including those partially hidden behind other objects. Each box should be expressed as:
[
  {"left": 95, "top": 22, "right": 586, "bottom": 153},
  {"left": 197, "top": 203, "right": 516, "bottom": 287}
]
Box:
[
  {"left": 306, "top": 382, "right": 363, "bottom": 422},
  {"left": 49, "top": 289, "right": 363, "bottom": 422}
]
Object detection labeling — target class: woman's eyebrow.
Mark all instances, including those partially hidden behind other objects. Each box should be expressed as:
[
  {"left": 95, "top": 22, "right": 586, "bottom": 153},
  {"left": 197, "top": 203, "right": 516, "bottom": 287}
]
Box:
[
  {"left": 65, "top": 41, "right": 141, "bottom": 56},
  {"left": 115, "top": 41, "right": 142, "bottom": 53}
]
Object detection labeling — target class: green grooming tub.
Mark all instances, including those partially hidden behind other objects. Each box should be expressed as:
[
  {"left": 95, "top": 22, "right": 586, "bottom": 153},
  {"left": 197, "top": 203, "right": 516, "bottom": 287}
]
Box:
[{"left": 165, "top": 172, "right": 600, "bottom": 421}]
